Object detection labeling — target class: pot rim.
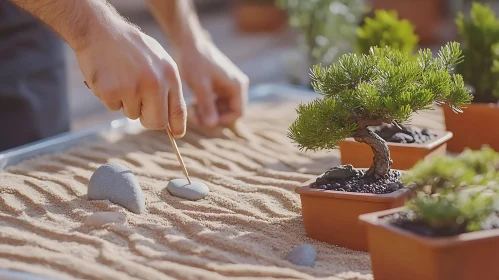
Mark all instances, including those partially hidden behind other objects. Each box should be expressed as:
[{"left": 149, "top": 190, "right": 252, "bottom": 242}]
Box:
[
  {"left": 442, "top": 103, "right": 499, "bottom": 109},
  {"left": 341, "top": 130, "right": 453, "bottom": 149},
  {"left": 295, "top": 171, "right": 416, "bottom": 202},
  {"left": 359, "top": 207, "right": 499, "bottom": 248}
]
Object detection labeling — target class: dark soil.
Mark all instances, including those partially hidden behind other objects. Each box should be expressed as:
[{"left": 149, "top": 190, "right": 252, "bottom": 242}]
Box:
[
  {"left": 309, "top": 165, "right": 403, "bottom": 194},
  {"left": 382, "top": 212, "right": 499, "bottom": 237},
  {"left": 372, "top": 124, "right": 435, "bottom": 144}
]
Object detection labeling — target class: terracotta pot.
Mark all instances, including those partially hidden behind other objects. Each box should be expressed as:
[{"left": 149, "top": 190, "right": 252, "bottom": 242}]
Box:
[
  {"left": 295, "top": 177, "right": 415, "bottom": 251},
  {"left": 232, "top": 2, "right": 287, "bottom": 33},
  {"left": 370, "top": 0, "right": 445, "bottom": 45},
  {"left": 339, "top": 130, "right": 453, "bottom": 170},
  {"left": 360, "top": 207, "right": 499, "bottom": 280},
  {"left": 443, "top": 104, "right": 499, "bottom": 153}
]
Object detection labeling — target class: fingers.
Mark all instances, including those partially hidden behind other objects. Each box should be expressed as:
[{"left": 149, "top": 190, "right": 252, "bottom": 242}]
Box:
[
  {"left": 139, "top": 77, "right": 169, "bottom": 130},
  {"left": 139, "top": 63, "right": 187, "bottom": 135},
  {"left": 103, "top": 100, "right": 123, "bottom": 112},
  {"left": 192, "top": 79, "right": 219, "bottom": 127},
  {"left": 168, "top": 87, "right": 187, "bottom": 137},
  {"left": 215, "top": 74, "right": 249, "bottom": 126},
  {"left": 89, "top": 79, "right": 124, "bottom": 112},
  {"left": 122, "top": 89, "right": 142, "bottom": 120}
]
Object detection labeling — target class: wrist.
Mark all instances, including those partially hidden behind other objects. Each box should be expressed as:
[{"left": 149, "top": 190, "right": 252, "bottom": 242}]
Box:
[
  {"left": 69, "top": 2, "right": 133, "bottom": 53},
  {"left": 171, "top": 25, "right": 211, "bottom": 53}
]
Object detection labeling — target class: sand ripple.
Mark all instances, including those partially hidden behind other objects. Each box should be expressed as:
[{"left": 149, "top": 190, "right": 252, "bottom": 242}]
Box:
[{"left": 0, "top": 101, "right": 444, "bottom": 280}]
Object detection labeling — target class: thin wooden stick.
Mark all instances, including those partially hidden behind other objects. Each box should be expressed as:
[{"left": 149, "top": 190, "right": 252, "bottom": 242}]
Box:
[
  {"left": 84, "top": 80, "right": 192, "bottom": 184},
  {"left": 166, "top": 125, "right": 192, "bottom": 185}
]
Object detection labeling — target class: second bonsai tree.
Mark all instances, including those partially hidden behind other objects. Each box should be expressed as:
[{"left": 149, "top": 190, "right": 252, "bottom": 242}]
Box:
[{"left": 289, "top": 42, "right": 473, "bottom": 187}]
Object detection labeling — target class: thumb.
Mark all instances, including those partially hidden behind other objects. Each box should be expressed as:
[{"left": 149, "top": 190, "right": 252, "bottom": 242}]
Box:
[{"left": 194, "top": 80, "right": 218, "bottom": 127}]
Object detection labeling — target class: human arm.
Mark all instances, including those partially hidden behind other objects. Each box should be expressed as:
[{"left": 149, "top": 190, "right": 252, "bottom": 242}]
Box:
[
  {"left": 146, "top": 0, "right": 249, "bottom": 127},
  {"left": 9, "top": 0, "right": 187, "bottom": 136}
]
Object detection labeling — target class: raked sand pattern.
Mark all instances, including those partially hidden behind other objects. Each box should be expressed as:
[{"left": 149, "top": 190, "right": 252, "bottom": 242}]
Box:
[{"left": 0, "top": 100, "right": 445, "bottom": 280}]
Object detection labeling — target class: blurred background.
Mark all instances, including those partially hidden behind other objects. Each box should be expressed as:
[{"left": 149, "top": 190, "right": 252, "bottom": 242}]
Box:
[{"left": 69, "top": 0, "right": 497, "bottom": 131}]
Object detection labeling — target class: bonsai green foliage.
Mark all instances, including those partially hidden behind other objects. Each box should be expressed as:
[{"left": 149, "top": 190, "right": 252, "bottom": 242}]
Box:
[
  {"left": 288, "top": 42, "right": 472, "bottom": 178},
  {"left": 402, "top": 147, "right": 499, "bottom": 192},
  {"left": 276, "top": 0, "right": 368, "bottom": 67},
  {"left": 456, "top": 2, "right": 499, "bottom": 103},
  {"left": 406, "top": 186, "right": 497, "bottom": 233},
  {"left": 356, "top": 10, "right": 419, "bottom": 55},
  {"left": 401, "top": 148, "right": 499, "bottom": 233}
]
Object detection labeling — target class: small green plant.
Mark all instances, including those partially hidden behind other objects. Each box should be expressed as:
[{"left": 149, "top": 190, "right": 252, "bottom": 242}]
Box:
[
  {"left": 356, "top": 10, "right": 419, "bottom": 55},
  {"left": 277, "top": 0, "right": 368, "bottom": 67},
  {"left": 399, "top": 148, "right": 499, "bottom": 235},
  {"left": 288, "top": 42, "right": 472, "bottom": 179},
  {"left": 456, "top": 2, "right": 499, "bottom": 103},
  {"left": 406, "top": 186, "right": 497, "bottom": 234},
  {"left": 402, "top": 147, "right": 499, "bottom": 192}
]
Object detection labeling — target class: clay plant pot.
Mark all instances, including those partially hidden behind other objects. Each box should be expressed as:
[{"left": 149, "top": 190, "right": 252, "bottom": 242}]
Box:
[
  {"left": 443, "top": 104, "right": 499, "bottom": 153},
  {"left": 370, "top": 0, "right": 445, "bottom": 45},
  {"left": 359, "top": 207, "right": 499, "bottom": 280},
  {"left": 295, "top": 177, "right": 415, "bottom": 251},
  {"left": 232, "top": 1, "right": 287, "bottom": 33},
  {"left": 339, "top": 130, "right": 453, "bottom": 170}
]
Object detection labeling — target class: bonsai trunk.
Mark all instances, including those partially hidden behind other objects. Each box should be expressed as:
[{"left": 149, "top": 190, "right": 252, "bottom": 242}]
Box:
[{"left": 354, "top": 127, "right": 392, "bottom": 178}]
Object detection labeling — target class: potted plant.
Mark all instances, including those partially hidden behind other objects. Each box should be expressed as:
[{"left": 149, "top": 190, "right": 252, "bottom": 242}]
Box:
[
  {"left": 370, "top": 0, "right": 446, "bottom": 46},
  {"left": 356, "top": 9, "right": 419, "bottom": 55},
  {"left": 360, "top": 148, "right": 499, "bottom": 280},
  {"left": 340, "top": 9, "right": 453, "bottom": 170},
  {"left": 291, "top": 42, "right": 472, "bottom": 251},
  {"left": 277, "top": 0, "right": 368, "bottom": 86},
  {"left": 232, "top": 0, "right": 287, "bottom": 33},
  {"left": 444, "top": 2, "right": 499, "bottom": 153}
]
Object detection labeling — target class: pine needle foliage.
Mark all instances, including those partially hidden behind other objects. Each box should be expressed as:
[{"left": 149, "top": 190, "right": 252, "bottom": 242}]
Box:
[
  {"left": 456, "top": 2, "right": 499, "bottom": 103},
  {"left": 288, "top": 42, "right": 472, "bottom": 152},
  {"left": 400, "top": 148, "right": 499, "bottom": 233},
  {"left": 406, "top": 186, "right": 497, "bottom": 233},
  {"left": 356, "top": 10, "right": 419, "bottom": 55},
  {"left": 402, "top": 147, "right": 499, "bottom": 191}
]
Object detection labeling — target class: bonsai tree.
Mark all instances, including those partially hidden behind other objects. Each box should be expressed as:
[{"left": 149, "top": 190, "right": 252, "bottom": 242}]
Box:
[
  {"left": 403, "top": 147, "right": 499, "bottom": 193},
  {"left": 401, "top": 185, "right": 497, "bottom": 236},
  {"left": 288, "top": 42, "right": 473, "bottom": 179},
  {"left": 277, "top": 0, "right": 367, "bottom": 68},
  {"left": 456, "top": 2, "right": 499, "bottom": 103},
  {"left": 395, "top": 148, "right": 499, "bottom": 236},
  {"left": 356, "top": 9, "right": 418, "bottom": 55}
]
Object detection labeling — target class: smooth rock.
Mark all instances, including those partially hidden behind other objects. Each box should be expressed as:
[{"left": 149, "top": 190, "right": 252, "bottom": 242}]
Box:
[
  {"left": 285, "top": 244, "right": 317, "bottom": 267},
  {"left": 84, "top": 212, "right": 127, "bottom": 228},
  {"left": 167, "top": 179, "right": 209, "bottom": 201},
  {"left": 388, "top": 132, "right": 414, "bottom": 144},
  {"left": 0, "top": 269, "right": 59, "bottom": 280},
  {"left": 317, "top": 164, "right": 363, "bottom": 184},
  {"left": 88, "top": 163, "right": 145, "bottom": 214}
]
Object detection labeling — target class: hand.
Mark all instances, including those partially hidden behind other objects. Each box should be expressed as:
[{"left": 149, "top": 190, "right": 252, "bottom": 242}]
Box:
[
  {"left": 76, "top": 24, "right": 187, "bottom": 137},
  {"left": 176, "top": 37, "right": 249, "bottom": 127}
]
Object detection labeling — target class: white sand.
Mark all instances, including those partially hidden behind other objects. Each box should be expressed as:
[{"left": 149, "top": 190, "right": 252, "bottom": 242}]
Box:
[{"left": 0, "top": 100, "right": 444, "bottom": 280}]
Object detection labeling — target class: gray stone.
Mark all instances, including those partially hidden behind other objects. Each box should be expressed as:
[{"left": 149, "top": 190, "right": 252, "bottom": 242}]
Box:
[
  {"left": 88, "top": 163, "right": 145, "bottom": 214},
  {"left": 387, "top": 182, "right": 402, "bottom": 192},
  {"left": 317, "top": 164, "right": 363, "bottom": 184},
  {"left": 167, "top": 179, "right": 209, "bottom": 201},
  {"left": 285, "top": 244, "right": 317, "bottom": 268},
  {"left": 0, "top": 269, "right": 60, "bottom": 280},
  {"left": 84, "top": 212, "right": 127, "bottom": 228},
  {"left": 388, "top": 132, "right": 414, "bottom": 144}
]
